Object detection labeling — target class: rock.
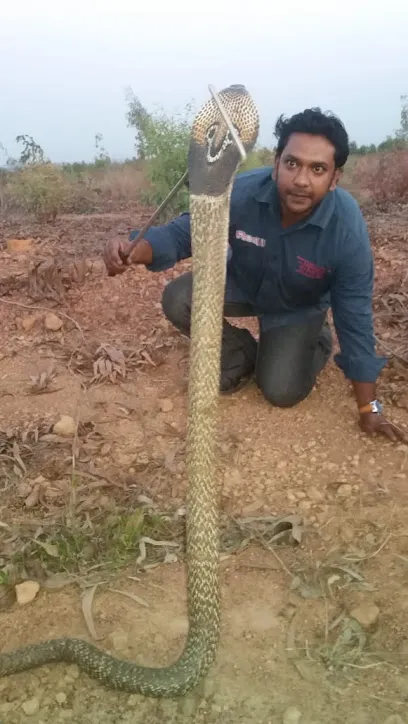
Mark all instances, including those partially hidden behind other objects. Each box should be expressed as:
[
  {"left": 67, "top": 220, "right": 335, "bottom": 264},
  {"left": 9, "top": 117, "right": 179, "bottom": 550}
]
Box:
[
  {"left": 382, "top": 716, "right": 406, "bottom": 724},
  {"left": 394, "top": 676, "right": 408, "bottom": 697},
  {"left": 398, "top": 640, "right": 408, "bottom": 657},
  {"left": 24, "top": 487, "right": 41, "bottom": 508},
  {"left": 159, "top": 398, "right": 174, "bottom": 413},
  {"left": 44, "top": 312, "right": 63, "bottom": 331},
  {"left": 336, "top": 483, "right": 352, "bottom": 498},
  {"left": 55, "top": 692, "right": 67, "bottom": 705},
  {"left": 7, "top": 237, "right": 33, "bottom": 253},
  {"left": 53, "top": 415, "right": 76, "bottom": 437},
  {"left": 110, "top": 630, "right": 129, "bottom": 652},
  {"left": 307, "top": 485, "right": 324, "bottom": 502},
  {"left": 127, "top": 694, "right": 144, "bottom": 708},
  {"left": 65, "top": 664, "right": 80, "bottom": 679},
  {"left": 350, "top": 602, "right": 380, "bottom": 629},
  {"left": 283, "top": 706, "right": 302, "bottom": 724},
  {"left": 21, "top": 315, "right": 38, "bottom": 332},
  {"left": 15, "top": 580, "right": 40, "bottom": 605},
  {"left": 21, "top": 697, "right": 40, "bottom": 715}
]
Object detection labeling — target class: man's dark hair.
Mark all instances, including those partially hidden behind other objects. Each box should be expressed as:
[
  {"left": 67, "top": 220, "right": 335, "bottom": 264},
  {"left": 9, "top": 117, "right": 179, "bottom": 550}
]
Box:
[{"left": 274, "top": 107, "right": 349, "bottom": 168}]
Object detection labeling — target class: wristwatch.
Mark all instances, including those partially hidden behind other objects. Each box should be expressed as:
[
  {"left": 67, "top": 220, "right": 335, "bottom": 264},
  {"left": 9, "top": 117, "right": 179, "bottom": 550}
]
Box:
[{"left": 358, "top": 399, "right": 383, "bottom": 415}]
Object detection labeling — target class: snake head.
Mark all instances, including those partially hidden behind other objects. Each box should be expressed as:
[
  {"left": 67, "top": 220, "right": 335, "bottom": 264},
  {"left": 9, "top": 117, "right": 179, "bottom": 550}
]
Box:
[{"left": 188, "top": 84, "right": 260, "bottom": 196}]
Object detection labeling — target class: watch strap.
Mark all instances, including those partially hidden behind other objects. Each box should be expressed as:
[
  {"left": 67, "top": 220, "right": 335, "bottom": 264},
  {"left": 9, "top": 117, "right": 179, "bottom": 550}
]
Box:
[{"left": 359, "top": 400, "right": 383, "bottom": 414}]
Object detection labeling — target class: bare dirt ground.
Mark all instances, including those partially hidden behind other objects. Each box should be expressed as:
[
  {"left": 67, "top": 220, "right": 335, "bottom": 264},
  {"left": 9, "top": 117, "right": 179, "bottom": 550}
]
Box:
[{"left": 0, "top": 205, "right": 408, "bottom": 724}]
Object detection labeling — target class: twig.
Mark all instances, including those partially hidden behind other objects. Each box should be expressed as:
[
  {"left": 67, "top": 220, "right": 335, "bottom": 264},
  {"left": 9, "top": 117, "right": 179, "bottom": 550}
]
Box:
[
  {"left": 68, "top": 396, "right": 83, "bottom": 522},
  {"left": 343, "top": 532, "right": 391, "bottom": 562},
  {"left": 0, "top": 297, "right": 85, "bottom": 341},
  {"left": 375, "top": 335, "right": 408, "bottom": 365},
  {"left": 263, "top": 545, "right": 294, "bottom": 578}
]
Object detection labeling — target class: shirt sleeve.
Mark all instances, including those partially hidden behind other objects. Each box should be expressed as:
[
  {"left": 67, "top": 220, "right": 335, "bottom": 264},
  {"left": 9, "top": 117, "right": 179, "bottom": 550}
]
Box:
[
  {"left": 128, "top": 212, "right": 192, "bottom": 272},
  {"left": 129, "top": 179, "right": 245, "bottom": 272},
  {"left": 330, "top": 228, "right": 387, "bottom": 383}
]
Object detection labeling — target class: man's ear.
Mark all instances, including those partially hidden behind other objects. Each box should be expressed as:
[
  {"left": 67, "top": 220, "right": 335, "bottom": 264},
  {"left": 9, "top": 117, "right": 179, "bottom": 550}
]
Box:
[{"left": 330, "top": 168, "right": 341, "bottom": 191}]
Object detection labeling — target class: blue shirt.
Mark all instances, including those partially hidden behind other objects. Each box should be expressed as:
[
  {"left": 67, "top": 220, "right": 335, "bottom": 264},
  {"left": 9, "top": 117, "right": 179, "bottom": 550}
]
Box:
[{"left": 130, "top": 166, "right": 387, "bottom": 383}]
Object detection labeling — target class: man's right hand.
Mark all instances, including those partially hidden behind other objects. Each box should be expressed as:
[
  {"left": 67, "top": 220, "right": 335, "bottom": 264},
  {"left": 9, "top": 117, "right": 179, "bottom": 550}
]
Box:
[
  {"left": 103, "top": 237, "right": 153, "bottom": 276},
  {"left": 103, "top": 238, "right": 133, "bottom": 276}
]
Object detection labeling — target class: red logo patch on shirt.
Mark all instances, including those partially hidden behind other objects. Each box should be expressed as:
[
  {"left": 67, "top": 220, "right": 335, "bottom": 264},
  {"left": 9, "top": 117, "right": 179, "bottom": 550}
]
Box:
[{"left": 296, "top": 256, "right": 329, "bottom": 280}]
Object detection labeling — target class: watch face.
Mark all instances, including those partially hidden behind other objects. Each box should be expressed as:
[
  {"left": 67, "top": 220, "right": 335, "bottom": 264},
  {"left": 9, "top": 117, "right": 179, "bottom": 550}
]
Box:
[{"left": 373, "top": 401, "right": 383, "bottom": 414}]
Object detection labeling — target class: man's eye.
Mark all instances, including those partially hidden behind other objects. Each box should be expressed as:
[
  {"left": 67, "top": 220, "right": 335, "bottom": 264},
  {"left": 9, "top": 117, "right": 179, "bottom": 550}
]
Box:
[
  {"left": 313, "top": 166, "right": 324, "bottom": 174},
  {"left": 286, "top": 159, "right": 297, "bottom": 168}
]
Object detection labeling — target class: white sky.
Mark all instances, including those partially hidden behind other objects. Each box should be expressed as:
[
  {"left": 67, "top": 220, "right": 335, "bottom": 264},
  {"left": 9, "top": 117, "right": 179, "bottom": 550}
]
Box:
[{"left": 1, "top": 0, "right": 407, "bottom": 163}]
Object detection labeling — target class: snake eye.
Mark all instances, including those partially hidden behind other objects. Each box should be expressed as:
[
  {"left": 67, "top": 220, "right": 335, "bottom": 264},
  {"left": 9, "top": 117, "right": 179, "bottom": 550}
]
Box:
[{"left": 206, "top": 124, "right": 217, "bottom": 141}]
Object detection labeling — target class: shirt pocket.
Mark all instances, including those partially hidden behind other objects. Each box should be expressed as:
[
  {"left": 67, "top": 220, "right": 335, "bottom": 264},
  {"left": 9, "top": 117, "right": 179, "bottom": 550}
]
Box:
[{"left": 285, "top": 256, "right": 332, "bottom": 306}]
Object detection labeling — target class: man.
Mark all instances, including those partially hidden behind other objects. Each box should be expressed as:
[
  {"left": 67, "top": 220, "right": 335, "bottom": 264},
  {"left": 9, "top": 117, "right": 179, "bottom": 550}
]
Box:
[{"left": 104, "top": 107, "right": 406, "bottom": 443}]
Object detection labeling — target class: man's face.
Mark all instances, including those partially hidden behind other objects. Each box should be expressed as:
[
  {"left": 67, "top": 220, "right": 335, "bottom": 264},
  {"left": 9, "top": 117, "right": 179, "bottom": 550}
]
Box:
[{"left": 273, "top": 132, "right": 340, "bottom": 220}]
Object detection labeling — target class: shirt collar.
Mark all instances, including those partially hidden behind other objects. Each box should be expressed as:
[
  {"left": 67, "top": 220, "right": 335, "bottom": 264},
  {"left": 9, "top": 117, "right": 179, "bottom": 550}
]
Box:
[{"left": 252, "top": 168, "right": 335, "bottom": 230}]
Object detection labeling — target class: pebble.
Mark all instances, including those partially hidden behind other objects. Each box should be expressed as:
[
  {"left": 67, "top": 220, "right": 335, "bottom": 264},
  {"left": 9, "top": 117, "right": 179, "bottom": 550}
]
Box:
[
  {"left": 127, "top": 694, "right": 144, "bottom": 708},
  {"left": 21, "top": 315, "right": 38, "bottom": 331},
  {"left": 21, "top": 697, "right": 40, "bottom": 715},
  {"left": 7, "top": 237, "right": 33, "bottom": 252},
  {"left": 394, "top": 675, "right": 408, "bottom": 697},
  {"left": 53, "top": 415, "right": 76, "bottom": 437},
  {"left": 382, "top": 716, "right": 406, "bottom": 724},
  {"left": 159, "top": 398, "right": 173, "bottom": 413},
  {"left": 110, "top": 630, "right": 129, "bottom": 652},
  {"left": 398, "top": 640, "right": 408, "bottom": 657},
  {"left": 336, "top": 483, "right": 353, "bottom": 498},
  {"left": 44, "top": 312, "right": 63, "bottom": 331},
  {"left": 66, "top": 664, "right": 80, "bottom": 679},
  {"left": 15, "top": 580, "right": 40, "bottom": 605},
  {"left": 55, "top": 692, "right": 67, "bottom": 705},
  {"left": 350, "top": 602, "right": 380, "bottom": 629},
  {"left": 307, "top": 485, "right": 324, "bottom": 502},
  {"left": 283, "top": 706, "right": 302, "bottom": 724}
]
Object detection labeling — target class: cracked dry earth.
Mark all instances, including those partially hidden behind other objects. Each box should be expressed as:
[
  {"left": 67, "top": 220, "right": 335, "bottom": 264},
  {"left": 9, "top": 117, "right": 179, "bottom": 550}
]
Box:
[{"left": 0, "top": 209, "right": 408, "bottom": 724}]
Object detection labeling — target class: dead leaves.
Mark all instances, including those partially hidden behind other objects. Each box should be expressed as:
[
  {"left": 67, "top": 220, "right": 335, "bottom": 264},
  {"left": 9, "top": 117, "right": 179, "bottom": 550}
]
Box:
[
  {"left": 28, "top": 259, "right": 66, "bottom": 302},
  {"left": 92, "top": 344, "right": 126, "bottom": 384},
  {"left": 68, "top": 335, "right": 166, "bottom": 386},
  {"left": 28, "top": 257, "right": 87, "bottom": 302},
  {"left": 220, "top": 514, "right": 304, "bottom": 555},
  {"left": 28, "top": 361, "right": 60, "bottom": 395}
]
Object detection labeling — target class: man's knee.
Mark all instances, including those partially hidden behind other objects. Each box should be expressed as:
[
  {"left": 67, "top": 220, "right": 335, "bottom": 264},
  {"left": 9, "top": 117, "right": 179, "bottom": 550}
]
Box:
[
  {"left": 256, "top": 374, "right": 313, "bottom": 408},
  {"left": 162, "top": 273, "right": 192, "bottom": 330}
]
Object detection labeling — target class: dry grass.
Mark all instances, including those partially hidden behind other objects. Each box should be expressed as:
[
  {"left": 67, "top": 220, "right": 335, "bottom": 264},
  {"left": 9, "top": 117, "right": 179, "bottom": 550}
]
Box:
[
  {"left": 0, "top": 161, "right": 148, "bottom": 220},
  {"left": 352, "top": 150, "right": 408, "bottom": 208},
  {"left": 1, "top": 149, "right": 406, "bottom": 223}
]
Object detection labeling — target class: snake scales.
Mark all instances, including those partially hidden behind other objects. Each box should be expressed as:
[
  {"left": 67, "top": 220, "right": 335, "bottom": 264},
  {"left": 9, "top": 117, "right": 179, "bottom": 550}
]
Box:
[{"left": 0, "top": 85, "right": 259, "bottom": 697}]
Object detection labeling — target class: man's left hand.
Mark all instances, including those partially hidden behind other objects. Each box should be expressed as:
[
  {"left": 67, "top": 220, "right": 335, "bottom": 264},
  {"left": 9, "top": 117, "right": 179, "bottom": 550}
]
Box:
[{"left": 359, "top": 412, "right": 408, "bottom": 443}]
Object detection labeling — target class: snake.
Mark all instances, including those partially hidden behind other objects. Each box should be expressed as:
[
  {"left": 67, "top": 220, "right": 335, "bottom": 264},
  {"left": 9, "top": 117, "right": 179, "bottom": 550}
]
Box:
[{"left": 0, "top": 85, "right": 259, "bottom": 697}]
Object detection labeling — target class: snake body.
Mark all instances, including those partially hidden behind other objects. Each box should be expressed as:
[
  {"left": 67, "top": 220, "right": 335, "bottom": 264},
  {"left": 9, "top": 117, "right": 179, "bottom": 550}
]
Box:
[{"left": 0, "top": 85, "right": 259, "bottom": 697}]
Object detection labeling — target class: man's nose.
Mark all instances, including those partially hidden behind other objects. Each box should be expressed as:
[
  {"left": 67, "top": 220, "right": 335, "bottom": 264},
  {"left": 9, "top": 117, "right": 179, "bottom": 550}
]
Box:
[{"left": 293, "top": 168, "right": 310, "bottom": 187}]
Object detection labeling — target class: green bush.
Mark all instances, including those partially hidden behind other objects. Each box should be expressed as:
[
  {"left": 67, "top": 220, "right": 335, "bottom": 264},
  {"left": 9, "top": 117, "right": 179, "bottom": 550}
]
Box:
[
  {"left": 126, "top": 90, "right": 193, "bottom": 218},
  {"left": 7, "top": 163, "right": 72, "bottom": 221},
  {"left": 239, "top": 146, "right": 275, "bottom": 172}
]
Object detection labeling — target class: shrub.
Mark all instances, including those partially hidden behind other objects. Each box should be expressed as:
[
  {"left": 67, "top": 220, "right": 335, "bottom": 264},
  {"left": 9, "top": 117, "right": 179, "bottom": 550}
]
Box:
[
  {"left": 239, "top": 146, "right": 275, "bottom": 172},
  {"left": 352, "top": 150, "right": 408, "bottom": 209},
  {"left": 6, "top": 163, "right": 72, "bottom": 222},
  {"left": 126, "top": 90, "right": 193, "bottom": 218}
]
